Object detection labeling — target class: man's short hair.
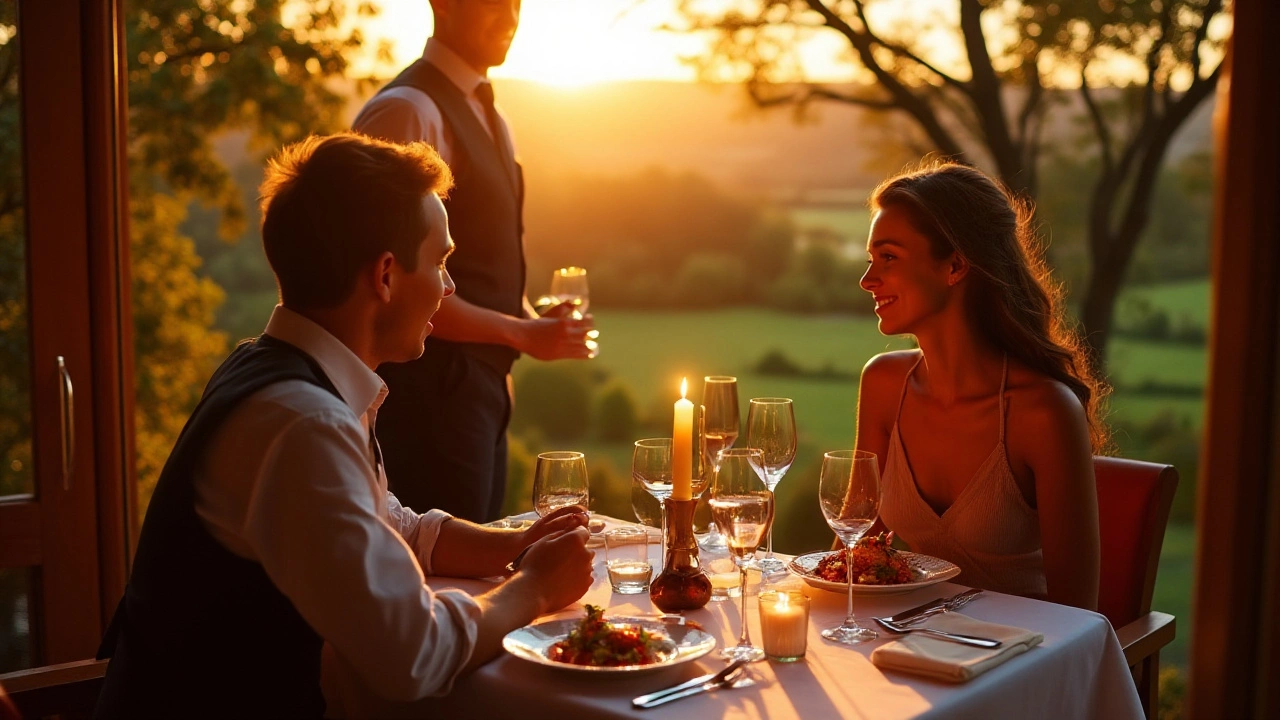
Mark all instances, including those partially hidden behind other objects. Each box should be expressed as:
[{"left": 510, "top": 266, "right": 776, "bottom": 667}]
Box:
[{"left": 259, "top": 132, "right": 454, "bottom": 310}]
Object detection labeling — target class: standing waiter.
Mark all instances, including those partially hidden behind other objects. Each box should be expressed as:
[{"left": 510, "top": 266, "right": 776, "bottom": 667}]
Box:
[{"left": 353, "top": 0, "right": 595, "bottom": 522}]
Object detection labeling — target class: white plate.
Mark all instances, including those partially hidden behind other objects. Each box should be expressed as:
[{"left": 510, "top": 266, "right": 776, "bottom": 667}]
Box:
[
  {"left": 502, "top": 616, "right": 717, "bottom": 675},
  {"left": 788, "top": 550, "right": 961, "bottom": 595}
]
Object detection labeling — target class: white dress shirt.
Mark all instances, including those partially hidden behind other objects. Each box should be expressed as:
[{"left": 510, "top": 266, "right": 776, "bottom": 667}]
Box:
[
  {"left": 193, "top": 305, "right": 481, "bottom": 703},
  {"left": 352, "top": 37, "right": 518, "bottom": 163}
]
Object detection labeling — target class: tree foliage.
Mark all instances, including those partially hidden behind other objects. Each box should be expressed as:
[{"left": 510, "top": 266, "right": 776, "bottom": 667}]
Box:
[
  {"left": 673, "top": 0, "right": 1229, "bottom": 363},
  {"left": 121, "top": 0, "right": 377, "bottom": 511}
]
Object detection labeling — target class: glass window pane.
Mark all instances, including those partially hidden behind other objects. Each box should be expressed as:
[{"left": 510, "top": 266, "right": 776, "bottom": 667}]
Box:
[
  {"left": 0, "top": 2, "right": 33, "bottom": 499},
  {"left": 0, "top": 568, "right": 35, "bottom": 673}
]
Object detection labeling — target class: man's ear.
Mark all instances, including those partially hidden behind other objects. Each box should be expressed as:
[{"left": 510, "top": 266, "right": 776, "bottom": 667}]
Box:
[
  {"left": 371, "top": 251, "right": 396, "bottom": 303},
  {"left": 946, "top": 252, "right": 970, "bottom": 287}
]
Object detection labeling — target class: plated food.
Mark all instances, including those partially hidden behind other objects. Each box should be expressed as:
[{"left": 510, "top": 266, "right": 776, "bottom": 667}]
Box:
[
  {"left": 503, "top": 608, "right": 717, "bottom": 674},
  {"left": 813, "top": 532, "right": 915, "bottom": 585},
  {"left": 548, "top": 605, "right": 667, "bottom": 667},
  {"left": 789, "top": 538, "right": 961, "bottom": 596}
]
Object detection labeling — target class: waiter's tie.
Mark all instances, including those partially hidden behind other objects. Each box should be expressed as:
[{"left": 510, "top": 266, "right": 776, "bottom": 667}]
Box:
[{"left": 474, "top": 80, "right": 518, "bottom": 189}]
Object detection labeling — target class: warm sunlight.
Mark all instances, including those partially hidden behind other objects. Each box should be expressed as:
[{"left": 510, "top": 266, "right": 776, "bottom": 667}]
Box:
[{"left": 353, "top": 0, "right": 702, "bottom": 85}]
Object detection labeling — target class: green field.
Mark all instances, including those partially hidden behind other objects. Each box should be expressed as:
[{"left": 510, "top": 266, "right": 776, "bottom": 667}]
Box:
[{"left": 512, "top": 279, "right": 1207, "bottom": 670}]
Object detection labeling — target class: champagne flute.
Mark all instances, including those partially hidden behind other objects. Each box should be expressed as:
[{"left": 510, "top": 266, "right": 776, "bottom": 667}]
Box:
[
  {"left": 746, "top": 398, "right": 797, "bottom": 575},
  {"left": 633, "top": 438, "right": 673, "bottom": 570},
  {"left": 698, "top": 376, "right": 740, "bottom": 551},
  {"left": 532, "top": 451, "right": 589, "bottom": 516},
  {"left": 818, "top": 450, "right": 881, "bottom": 645},
  {"left": 709, "top": 448, "right": 773, "bottom": 663},
  {"left": 549, "top": 266, "right": 589, "bottom": 319}
]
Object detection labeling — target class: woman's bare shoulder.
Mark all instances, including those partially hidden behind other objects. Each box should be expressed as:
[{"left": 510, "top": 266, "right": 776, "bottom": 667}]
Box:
[
  {"left": 1006, "top": 367, "right": 1091, "bottom": 467},
  {"left": 861, "top": 349, "right": 922, "bottom": 386}
]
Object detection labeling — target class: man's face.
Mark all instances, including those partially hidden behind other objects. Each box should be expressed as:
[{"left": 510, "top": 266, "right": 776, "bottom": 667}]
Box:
[
  {"left": 381, "top": 193, "right": 455, "bottom": 363},
  {"left": 434, "top": 0, "right": 521, "bottom": 72}
]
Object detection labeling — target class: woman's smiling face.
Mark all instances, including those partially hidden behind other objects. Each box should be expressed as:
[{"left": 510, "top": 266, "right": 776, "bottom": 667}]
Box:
[{"left": 859, "top": 203, "right": 958, "bottom": 337}]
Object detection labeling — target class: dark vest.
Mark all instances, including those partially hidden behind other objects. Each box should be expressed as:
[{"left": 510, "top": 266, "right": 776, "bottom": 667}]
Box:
[
  {"left": 382, "top": 60, "right": 526, "bottom": 375},
  {"left": 95, "top": 336, "right": 337, "bottom": 719}
]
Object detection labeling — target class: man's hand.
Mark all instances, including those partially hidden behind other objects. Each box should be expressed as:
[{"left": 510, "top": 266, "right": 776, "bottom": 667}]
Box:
[
  {"left": 515, "top": 302, "right": 596, "bottom": 361},
  {"left": 516, "top": 526, "right": 594, "bottom": 615},
  {"left": 520, "top": 505, "right": 588, "bottom": 547}
]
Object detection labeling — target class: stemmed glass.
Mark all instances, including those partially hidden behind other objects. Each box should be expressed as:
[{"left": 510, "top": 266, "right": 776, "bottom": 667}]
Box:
[
  {"left": 708, "top": 448, "right": 773, "bottom": 663},
  {"left": 818, "top": 450, "right": 881, "bottom": 644},
  {"left": 746, "top": 398, "right": 797, "bottom": 575},
  {"left": 532, "top": 451, "right": 589, "bottom": 516},
  {"left": 632, "top": 438, "right": 673, "bottom": 569},
  {"left": 698, "top": 376, "right": 740, "bottom": 551},
  {"left": 550, "top": 266, "right": 589, "bottom": 319}
]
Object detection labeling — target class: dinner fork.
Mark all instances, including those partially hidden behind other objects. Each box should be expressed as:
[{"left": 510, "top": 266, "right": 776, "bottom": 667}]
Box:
[
  {"left": 632, "top": 662, "right": 754, "bottom": 708},
  {"left": 872, "top": 617, "right": 1003, "bottom": 648}
]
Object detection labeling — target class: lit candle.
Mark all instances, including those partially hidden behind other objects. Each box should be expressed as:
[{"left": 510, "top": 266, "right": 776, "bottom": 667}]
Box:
[
  {"left": 759, "top": 590, "right": 809, "bottom": 662},
  {"left": 672, "top": 378, "right": 693, "bottom": 501}
]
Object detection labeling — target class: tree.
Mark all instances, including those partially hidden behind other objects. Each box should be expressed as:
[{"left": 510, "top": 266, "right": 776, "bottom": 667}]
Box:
[
  {"left": 122, "top": 0, "right": 380, "bottom": 512},
  {"left": 673, "top": 0, "right": 1228, "bottom": 363}
]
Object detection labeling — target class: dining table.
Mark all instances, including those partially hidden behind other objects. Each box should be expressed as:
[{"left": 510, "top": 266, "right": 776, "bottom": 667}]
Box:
[{"left": 334, "top": 514, "right": 1145, "bottom": 720}]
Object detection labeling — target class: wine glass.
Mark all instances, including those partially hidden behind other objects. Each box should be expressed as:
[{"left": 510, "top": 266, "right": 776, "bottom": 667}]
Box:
[
  {"left": 532, "top": 451, "right": 589, "bottom": 517},
  {"left": 708, "top": 448, "right": 773, "bottom": 663},
  {"left": 633, "top": 438, "right": 673, "bottom": 569},
  {"left": 698, "top": 376, "right": 740, "bottom": 551},
  {"left": 818, "top": 450, "right": 881, "bottom": 645},
  {"left": 746, "top": 398, "right": 797, "bottom": 575},
  {"left": 630, "top": 480, "right": 662, "bottom": 530},
  {"left": 549, "top": 266, "right": 589, "bottom": 319}
]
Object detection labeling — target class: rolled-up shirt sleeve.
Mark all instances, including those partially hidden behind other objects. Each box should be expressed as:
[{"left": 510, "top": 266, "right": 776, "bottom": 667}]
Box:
[
  {"left": 386, "top": 497, "right": 453, "bottom": 576},
  {"left": 240, "top": 408, "right": 480, "bottom": 702}
]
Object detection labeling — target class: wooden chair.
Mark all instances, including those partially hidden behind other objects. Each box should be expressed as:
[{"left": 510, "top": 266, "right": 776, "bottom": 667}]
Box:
[
  {"left": 0, "top": 659, "right": 108, "bottom": 720},
  {"left": 1094, "top": 456, "right": 1178, "bottom": 720}
]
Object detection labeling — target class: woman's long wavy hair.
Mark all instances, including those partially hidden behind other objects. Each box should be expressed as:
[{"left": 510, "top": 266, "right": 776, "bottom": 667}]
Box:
[{"left": 870, "top": 159, "right": 1112, "bottom": 452}]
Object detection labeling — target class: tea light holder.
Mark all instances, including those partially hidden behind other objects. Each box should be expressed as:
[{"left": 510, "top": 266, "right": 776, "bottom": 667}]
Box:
[{"left": 759, "top": 589, "right": 810, "bottom": 662}]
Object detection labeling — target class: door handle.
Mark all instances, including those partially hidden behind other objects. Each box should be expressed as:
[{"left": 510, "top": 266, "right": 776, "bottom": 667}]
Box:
[{"left": 57, "top": 355, "right": 74, "bottom": 490}]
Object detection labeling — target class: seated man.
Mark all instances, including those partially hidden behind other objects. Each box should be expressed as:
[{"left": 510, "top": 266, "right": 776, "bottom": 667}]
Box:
[{"left": 95, "top": 132, "right": 594, "bottom": 719}]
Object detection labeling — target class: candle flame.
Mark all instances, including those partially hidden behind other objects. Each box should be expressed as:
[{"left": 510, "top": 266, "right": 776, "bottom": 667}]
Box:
[
  {"left": 776, "top": 592, "right": 791, "bottom": 610},
  {"left": 680, "top": 377, "right": 687, "bottom": 399}
]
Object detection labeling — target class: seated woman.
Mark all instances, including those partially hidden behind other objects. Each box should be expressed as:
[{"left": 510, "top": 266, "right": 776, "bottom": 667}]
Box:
[{"left": 855, "top": 160, "right": 1107, "bottom": 610}]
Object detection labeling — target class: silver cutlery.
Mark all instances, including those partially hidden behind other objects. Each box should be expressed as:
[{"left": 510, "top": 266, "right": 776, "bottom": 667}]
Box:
[
  {"left": 888, "top": 588, "right": 983, "bottom": 626},
  {"left": 504, "top": 545, "right": 532, "bottom": 574},
  {"left": 632, "top": 660, "right": 748, "bottom": 708},
  {"left": 872, "top": 616, "right": 1003, "bottom": 648}
]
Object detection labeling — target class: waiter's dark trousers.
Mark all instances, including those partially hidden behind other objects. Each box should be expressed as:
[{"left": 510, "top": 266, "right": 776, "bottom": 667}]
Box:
[{"left": 375, "top": 344, "right": 510, "bottom": 522}]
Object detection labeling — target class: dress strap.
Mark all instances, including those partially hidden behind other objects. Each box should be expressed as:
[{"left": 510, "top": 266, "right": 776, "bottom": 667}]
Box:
[
  {"left": 895, "top": 353, "right": 926, "bottom": 423},
  {"left": 998, "top": 353, "right": 1009, "bottom": 443}
]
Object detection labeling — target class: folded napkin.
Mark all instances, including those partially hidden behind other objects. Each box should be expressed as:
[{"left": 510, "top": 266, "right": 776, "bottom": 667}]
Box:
[
  {"left": 586, "top": 526, "right": 663, "bottom": 549},
  {"left": 870, "top": 613, "right": 1043, "bottom": 683}
]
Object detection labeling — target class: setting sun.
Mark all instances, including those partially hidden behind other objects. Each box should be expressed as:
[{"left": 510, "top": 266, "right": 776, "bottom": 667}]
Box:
[{"left": 353, "top": 0, "right": 701, "bottom": 85}]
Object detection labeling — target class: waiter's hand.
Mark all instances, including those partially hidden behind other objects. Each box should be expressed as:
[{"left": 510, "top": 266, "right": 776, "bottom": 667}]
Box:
[{"left": 515, "top": 302, "right": 597, "bottom": 360}]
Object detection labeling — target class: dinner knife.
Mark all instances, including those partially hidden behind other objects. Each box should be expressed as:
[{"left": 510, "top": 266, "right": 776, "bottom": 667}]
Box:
[{"left": 632, "top": 660, "right": 744, "bottom": 708}]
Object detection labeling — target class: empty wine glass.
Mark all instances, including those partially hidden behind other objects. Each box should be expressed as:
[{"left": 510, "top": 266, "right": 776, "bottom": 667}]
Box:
[
  {"left": 630, "top": 478, "right": 662, "bottom": 530},
  {"left": 709, "top": 448, "right": 773, "bottom": 663},
  {"left": 698, "top": 376, "right": 740, "bottom": 551},
  {"left": 633, "top": 438, "right": 673, "bottom": 569},
  {"left": 532, "top": 451, "right": 589, "bottom": 517},
  {"left": 818, "top": 450, "right": 881, "bottom": 645},
  {"left": 746, "top": 398, "right": 797, "bottom": 575},
  {"left": 549, "top": 266, "right": 589, "bottom": 319}
]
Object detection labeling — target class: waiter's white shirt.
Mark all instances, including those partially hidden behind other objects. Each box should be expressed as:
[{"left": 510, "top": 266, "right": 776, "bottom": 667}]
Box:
[
  {"left": 193, "top": 305, "right": 481, "bottom": 703},
  {"left": 352, "top": 37, "right": 517, "bottom": 162}
]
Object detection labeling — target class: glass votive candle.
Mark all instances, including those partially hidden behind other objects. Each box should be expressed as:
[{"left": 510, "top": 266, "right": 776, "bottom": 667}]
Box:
[
  {"left": 604, "top": 526, "right": 653, "bottom": 594},
  {"left": 758, "top": 589, "right": 810, "bottom": 662}
]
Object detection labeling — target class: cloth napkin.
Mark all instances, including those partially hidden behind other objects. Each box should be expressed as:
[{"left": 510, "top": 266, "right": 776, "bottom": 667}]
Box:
[
  {"left": 585, "top": 525, "right": 663, "bottom": 549},
  {"left": 870, "top": 613, "right": 1044, "bottom": 683}
]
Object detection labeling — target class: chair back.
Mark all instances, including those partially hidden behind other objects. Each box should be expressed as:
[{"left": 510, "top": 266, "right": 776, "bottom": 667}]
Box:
[{"left": 1094, "top": 456, "right": 1179, "bottom": 629}]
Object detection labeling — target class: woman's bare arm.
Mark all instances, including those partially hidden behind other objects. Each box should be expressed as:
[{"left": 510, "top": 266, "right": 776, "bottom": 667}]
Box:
[{"left": 1022, "top": 382, "right": 1100, "bottom": 611}]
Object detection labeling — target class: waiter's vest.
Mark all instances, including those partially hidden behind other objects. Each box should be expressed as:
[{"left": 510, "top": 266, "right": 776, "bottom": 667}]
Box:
[
  {"left": 381, "top": 60, "right": 526, "bottom": 375},
  {"left": 95, "top": 336, "right": 336, "bottom": 719}
]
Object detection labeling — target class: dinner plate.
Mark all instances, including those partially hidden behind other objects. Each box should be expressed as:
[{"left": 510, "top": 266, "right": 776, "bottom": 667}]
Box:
[
  {"left": 788, "top": 550, "right": 961, "bottom": 595},
  {"left": 502, "top": 616, "right": 717, "bottom": 675}
]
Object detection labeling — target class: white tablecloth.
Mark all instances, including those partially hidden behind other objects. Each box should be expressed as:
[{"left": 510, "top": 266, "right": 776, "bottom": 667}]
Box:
[{"left": 332, "top": 524, "right": 1144, "bottom": 720}]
